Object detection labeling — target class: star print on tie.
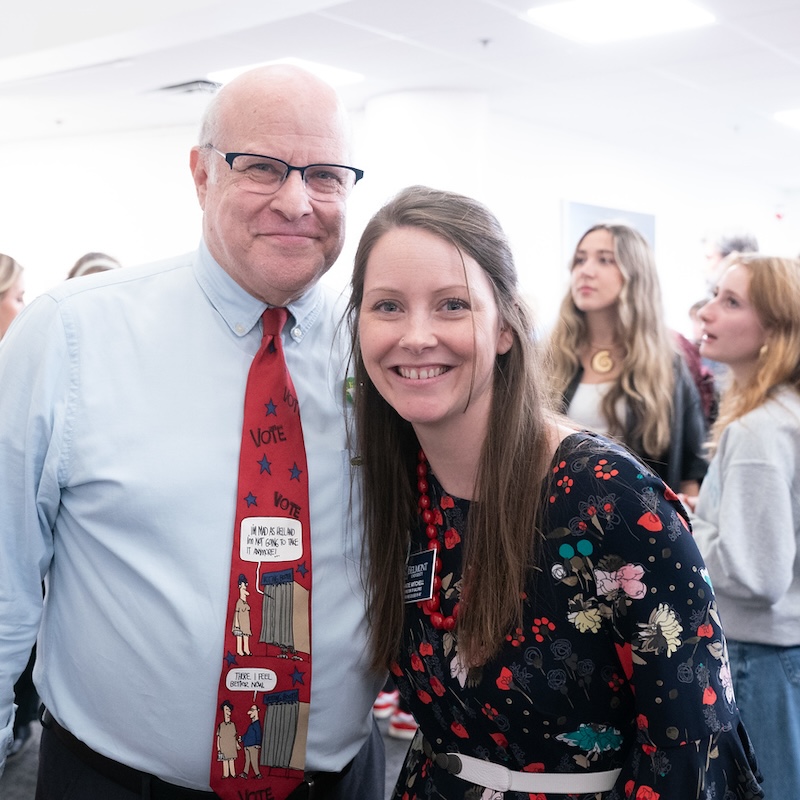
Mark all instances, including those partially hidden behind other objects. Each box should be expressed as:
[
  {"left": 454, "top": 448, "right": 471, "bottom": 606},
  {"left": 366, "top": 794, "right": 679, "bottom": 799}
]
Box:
[{"left": 211, "top": 307, "right": 312, "bottom": 800}]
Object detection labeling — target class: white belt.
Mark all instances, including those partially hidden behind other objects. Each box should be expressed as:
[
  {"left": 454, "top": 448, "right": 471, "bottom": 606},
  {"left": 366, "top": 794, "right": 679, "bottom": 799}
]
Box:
[{"left": 433, "top": 750, "right": 621, "bottom": 794}]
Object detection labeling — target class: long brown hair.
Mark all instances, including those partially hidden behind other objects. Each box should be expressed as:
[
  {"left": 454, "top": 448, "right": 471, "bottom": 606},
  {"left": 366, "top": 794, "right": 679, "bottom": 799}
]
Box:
[
  {"left": 346, "top": 186, "right": 554, "bottom": 669},
  {"left": 548, "top": 223, "right": 675, "bottom": 458},
  {"left": 709, "top": 254, "right": 800, "bottom": 453}
]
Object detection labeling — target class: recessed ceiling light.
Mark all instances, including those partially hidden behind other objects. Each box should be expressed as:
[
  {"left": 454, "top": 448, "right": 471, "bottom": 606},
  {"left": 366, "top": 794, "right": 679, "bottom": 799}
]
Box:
[
  {"left": 207, "top": 58, "right": 364, "bottom": 87},
  {"left": 774, "top": 109, "right": 800, "bottom": 132},
  {"left": 526, "top": 0, "right": 715, "bottom": 44}
]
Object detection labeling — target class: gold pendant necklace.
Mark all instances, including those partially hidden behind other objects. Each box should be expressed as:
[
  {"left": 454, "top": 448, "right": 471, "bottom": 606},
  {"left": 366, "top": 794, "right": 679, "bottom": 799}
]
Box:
[{"left": 590, "top": 348, "right": 615, "bottom": 374}]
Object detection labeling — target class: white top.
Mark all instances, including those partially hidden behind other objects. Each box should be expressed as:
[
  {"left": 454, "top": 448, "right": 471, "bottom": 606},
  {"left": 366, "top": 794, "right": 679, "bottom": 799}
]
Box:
[{"left": 567, "top": 380, "right": 612, "bottom": 435}]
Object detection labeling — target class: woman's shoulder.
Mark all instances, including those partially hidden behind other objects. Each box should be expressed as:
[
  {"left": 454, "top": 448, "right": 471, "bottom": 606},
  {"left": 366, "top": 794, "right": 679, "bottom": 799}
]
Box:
[
  {"left": 554, "top": 429, "right": 648, "bottom": 469},
  {"left": 717, "top": 387, "right": 800, "bottom": 461},
  {"left": 550, "top": 430, "right": 672, "bottom": 499},
  {"left": 727, "top": 387, "right": 800, "bottom": 436}
]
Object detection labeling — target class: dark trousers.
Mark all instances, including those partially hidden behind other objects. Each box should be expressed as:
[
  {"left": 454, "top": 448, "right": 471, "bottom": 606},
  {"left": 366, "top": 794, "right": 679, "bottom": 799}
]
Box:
[
  {"left": 13, "top": 646, "right": 40, "bottom": 731},
  {"left": 36, "top": 717, "right": 385, "bottom": 800}
]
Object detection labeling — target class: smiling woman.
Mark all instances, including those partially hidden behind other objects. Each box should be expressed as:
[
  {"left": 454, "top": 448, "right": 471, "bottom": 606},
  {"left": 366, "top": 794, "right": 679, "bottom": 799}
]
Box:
[
  {"left": 357, "top": 225, "right": 512, "bottom": 458},
  {"left": 346, "top": 185, "right": 763, "bottom": 800}
]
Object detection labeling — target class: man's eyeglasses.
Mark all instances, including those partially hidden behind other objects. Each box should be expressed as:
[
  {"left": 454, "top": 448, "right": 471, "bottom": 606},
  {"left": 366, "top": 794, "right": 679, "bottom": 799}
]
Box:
[{"left": 206, "top": 147, "right": 364, "bottom": 202}]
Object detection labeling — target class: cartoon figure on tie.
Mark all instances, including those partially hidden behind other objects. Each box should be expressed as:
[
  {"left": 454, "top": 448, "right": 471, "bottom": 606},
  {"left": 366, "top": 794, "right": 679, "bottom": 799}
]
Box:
[
  {"left": 216, "top": 700, "right": 240, "bottom": 779},
  {"left": 231, "top": 573, "right": 252, "bottom": 657},
  {"left": 238, "top": 704, "right": 262, "bottom": 779}
]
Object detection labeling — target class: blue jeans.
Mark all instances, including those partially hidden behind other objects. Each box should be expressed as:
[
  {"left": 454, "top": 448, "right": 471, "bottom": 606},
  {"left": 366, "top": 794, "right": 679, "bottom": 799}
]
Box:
[{"left": 728, "top": 640, "right": 800, "bottom": 798}]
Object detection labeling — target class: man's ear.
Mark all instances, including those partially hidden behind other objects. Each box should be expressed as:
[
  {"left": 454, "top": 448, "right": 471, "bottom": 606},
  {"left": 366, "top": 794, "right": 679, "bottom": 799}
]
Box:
[{"left": 190, "top": 146, "right": 209, "bottom": 210}]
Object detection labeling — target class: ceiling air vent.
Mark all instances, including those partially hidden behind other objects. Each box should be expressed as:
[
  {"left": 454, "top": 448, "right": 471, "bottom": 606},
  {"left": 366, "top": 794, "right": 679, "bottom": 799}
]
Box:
[{"left": 156, "top": 79, "right": 221, "bottom": 95}]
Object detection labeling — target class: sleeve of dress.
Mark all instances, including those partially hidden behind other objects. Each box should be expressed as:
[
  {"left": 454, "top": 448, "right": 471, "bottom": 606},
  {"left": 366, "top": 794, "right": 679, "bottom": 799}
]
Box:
[{"left": 593, "top": 446, "right": 762, "bottom": 799}]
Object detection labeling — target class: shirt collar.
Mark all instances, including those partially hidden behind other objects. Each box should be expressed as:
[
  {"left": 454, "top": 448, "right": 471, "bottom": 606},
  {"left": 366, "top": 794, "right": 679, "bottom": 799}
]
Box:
[{"left": 193, "top": 239, "right": 325, "bottom": 342}]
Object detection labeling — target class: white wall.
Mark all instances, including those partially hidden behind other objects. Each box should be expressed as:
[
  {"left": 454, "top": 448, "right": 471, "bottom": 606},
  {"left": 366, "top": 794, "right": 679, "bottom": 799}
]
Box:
[
  {"left": 0, "top": 126, "right": 201, "bottom": 300},
  {"left": 2, "top": 94, "right": 798, "bottom": 337}
]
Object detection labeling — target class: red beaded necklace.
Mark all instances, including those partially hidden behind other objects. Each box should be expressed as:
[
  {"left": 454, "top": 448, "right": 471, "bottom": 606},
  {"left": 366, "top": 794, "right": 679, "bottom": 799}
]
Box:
[{"left": 416, "top": 448, "right": 460, "bottom": 631}]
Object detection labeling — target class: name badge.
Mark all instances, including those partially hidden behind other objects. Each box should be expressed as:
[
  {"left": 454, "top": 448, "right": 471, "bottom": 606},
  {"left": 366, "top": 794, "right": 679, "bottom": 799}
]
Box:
[{"left": 404, "top": 549, "right": 436, "bottom": 604}]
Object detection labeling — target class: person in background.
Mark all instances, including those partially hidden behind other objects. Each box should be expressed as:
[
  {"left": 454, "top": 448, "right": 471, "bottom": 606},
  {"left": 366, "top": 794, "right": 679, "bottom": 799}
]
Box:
[
  {"left": 548, "top": 222, "right": 708, "bottom": 495},
  {"left": 0, "top": 66, "right": 384, "bottom": 798},
  {"left": 373, "top": 677, "right": 418, "bottom": 740},
  {"left": 0, "top": 253, "right": 25, "bottom": 339},
  {"left": 687, "top": 253, "right": 800, "bottom": 798},
  {"left": 347, "top": 185, "right": 762, "bottom": 799},
  {"left": 702, "top": 227, "right": 758, "bottom": 292},
  {"left": 692, "top": 228, "right": 759, "bottom": 386},
  {"left": 67, "top": 251, "right": 121, "bottom": 279},
  {"left": 0, "top": 253, "right": 36, "bottom": 761}
]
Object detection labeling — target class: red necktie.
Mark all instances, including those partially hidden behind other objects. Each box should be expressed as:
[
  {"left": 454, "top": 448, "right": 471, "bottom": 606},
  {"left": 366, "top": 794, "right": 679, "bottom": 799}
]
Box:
[{"left": 210, "top": 307, "right": 312, "bottom": 800}]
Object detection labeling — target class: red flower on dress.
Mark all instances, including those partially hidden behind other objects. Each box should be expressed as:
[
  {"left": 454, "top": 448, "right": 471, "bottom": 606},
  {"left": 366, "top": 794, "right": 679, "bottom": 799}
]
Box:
[
  {"left": 635, "top": 787, "right": 661, "bottom": 800},
  {"left": 496, "top": 666, "right": 514, "bottom": 691},
  {"left": 450, "top": 721, "right": 468, "bottom": 738},
  {"left": 440, "top": 495, "right": 455, "bottom": 509},
  {"left": 594, "top": 459, "right": 619, "bottom": 480},
  {"left": 410, "top": 653, "right": 425, "bottom": 671},
  {"left": 642, "top": 743, "right": 657, "bottom": 756},
  {"left": 444, "top": 527, "right": 461, "bottom": 549},
  {"left": 697, "top": 623, "right": 714, "bottom": 638},
  {"left": 506, "top": 627, "right": 525, "bottom": 647},
  {"left": 390, "top": 661, "right": 403, "bottom": 677},
  {"left": 637, "top": 512, "right": 662, "bottom": 532},
  {"left": 636, "top": 713, "right": 649, "bottom": 730},
  {"left": 419, "top": 641, "right": 434, "bottom": 656},
  {"left": 429, "top": 676, "right": 445, "bottom": 697},
  {"left": 522, "top": 762, "right": 545, "bottom": 773},
  {"left": 703, "top": 686, "right": 718, "bottom": 705},
  {"left": 416, "top": 689, "right": 432, "bottom": 704},
  {"left": 489, "top": 732, "right": 508, "bottom": 748},
  {"left": 614, "top": 641, "right": 635, "bottom": 683}
]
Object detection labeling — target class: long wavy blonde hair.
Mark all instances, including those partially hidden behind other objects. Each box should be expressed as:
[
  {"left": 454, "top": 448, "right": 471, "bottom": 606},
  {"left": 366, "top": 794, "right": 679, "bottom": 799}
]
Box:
[
  {"left": 709, "top": 254, "right": 800, "bottom": 454},
  {"left": 548, "top": 223, "right": 675, "bottom": 459}
]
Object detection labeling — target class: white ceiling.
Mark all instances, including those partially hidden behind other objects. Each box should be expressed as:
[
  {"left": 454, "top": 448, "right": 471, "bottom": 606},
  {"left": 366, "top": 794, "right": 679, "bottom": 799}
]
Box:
[{"left": 3, "top": 0, "right": 800, "bottom": 194}]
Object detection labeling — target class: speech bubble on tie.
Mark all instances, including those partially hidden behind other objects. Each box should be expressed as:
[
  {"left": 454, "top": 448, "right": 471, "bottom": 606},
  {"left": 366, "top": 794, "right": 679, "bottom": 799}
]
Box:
[
  {"left": 225, "top": 668, "right": 278, "bottom": 692},
  {"left": 239, "top": 517, "right": 303, "bottom": 562}
]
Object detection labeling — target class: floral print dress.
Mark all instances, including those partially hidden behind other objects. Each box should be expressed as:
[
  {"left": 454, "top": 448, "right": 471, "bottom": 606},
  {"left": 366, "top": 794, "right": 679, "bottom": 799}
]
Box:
[{"left": 391, "top": 432, "right": 763, "bottom": 800}]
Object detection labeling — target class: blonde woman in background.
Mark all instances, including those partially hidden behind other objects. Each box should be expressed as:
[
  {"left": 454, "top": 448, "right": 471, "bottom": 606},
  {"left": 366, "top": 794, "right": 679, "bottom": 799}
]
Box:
[
  {"left": 0, "top": 253, "right": 25, "bottom": 339},
  {"left": 548, "top": 222, "right": 707, "bottom": 494},
  {"left": 689, "top": 253, "right": 800, "bottom": 797}
]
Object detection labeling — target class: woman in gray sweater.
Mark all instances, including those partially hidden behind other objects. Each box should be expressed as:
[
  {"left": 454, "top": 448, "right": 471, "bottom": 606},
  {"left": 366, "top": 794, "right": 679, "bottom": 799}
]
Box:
[{"left": 688, "top": 252, "right": 800, "bottom": 798}]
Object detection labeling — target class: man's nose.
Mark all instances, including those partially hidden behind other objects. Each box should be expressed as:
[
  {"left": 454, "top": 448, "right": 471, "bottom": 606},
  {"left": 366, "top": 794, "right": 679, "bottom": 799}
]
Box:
[{"left": 269, "top": 170, "right": 314, "bottom": 219}]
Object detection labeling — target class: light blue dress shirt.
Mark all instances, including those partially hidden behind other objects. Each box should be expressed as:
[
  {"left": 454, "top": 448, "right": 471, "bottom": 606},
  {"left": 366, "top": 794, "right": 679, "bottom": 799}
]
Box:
[{"left": 0, "top": 242, "right": 383, "bottom": 788}]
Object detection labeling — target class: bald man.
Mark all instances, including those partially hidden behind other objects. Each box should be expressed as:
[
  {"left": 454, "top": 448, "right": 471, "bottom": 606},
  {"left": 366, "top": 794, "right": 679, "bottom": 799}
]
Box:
[{"left": 0, "top": 66, "right": 384, "bottom": 799}]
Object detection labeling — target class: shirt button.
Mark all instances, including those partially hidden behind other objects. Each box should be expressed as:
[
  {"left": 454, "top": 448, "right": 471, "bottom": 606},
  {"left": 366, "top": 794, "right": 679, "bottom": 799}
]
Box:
[
  {"left": 291, "top": 326, "right": 302, "bottom": 341},
  {"left": 235, "top": 324, "right": 246, "bottom": 334}
]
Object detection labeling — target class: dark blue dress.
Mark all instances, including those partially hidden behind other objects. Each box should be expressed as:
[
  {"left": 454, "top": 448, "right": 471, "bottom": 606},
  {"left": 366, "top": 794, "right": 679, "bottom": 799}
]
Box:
[{"left": 391, "top": 432, "right": 762, "bottom": 799}]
